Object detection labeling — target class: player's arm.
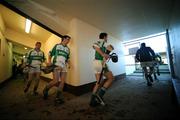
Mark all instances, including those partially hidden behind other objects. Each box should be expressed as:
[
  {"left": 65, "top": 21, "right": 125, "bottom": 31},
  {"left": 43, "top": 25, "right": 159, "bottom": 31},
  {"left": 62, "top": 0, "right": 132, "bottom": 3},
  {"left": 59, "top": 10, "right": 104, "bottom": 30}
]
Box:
[{"left": 93, "top": 44, "right": 109, "bottom": 60}]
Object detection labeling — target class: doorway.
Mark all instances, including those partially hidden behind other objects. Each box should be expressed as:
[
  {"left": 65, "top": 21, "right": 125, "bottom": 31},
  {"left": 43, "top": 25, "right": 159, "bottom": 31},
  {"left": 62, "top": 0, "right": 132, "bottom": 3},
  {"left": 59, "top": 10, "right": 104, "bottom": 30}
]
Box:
[{"left": 123, "top": 32, "right": 170, "bottom": 76}]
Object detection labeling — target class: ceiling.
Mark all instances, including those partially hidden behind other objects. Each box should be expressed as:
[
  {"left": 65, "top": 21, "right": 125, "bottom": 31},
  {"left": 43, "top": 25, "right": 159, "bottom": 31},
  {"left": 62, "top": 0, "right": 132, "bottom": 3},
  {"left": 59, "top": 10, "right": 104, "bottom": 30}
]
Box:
[
  {"left": 0, "top": 3, "right": 54, "bottom": 56},
  {"left": 0, "top": 4, "right": 52, "bottom": 43},
  {"left": 0, "top": 4, "right": 53, "bottom": 56},
  {"left": 2, "top": 0, "right": 174, "bottom": 41}
]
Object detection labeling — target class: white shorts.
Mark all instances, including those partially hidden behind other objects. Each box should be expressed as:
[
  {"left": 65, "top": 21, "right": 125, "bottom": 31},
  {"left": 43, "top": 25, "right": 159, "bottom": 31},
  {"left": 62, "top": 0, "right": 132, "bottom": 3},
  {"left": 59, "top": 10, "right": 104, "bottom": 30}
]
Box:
[
  {"left": 54, "top": 65, "right": 67, "bottom": 73},
  {"left": 29, "top": 66, "right": 41, "bottom": 73},
  {"left": 140, "top": 61, "right": 155, "bottom": 68},
  {"left": 93, "top": 60, "right": 110, "bottom": 74},
  {"left": 54, "top": 62, "right": 67, "bottom": 72}
]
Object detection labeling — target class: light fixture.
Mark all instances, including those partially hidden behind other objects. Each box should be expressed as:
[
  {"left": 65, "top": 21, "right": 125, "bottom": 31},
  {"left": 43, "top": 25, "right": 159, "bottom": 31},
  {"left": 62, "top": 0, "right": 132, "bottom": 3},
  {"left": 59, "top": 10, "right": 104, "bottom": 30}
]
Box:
[
  {"left": 25, "top": 19, "right": 32, "bottom": 33},
  {"left": 24, "top": 47, "right": 27, "bottom": 50}
]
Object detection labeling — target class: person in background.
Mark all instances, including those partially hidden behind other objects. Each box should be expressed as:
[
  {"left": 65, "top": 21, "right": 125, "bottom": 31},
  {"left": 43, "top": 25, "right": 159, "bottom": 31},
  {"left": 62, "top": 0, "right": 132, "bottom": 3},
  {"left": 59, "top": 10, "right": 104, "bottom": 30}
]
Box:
[
  {"left": 135, "top": 43, "right": 155, "bottom": 86},
  {"left": 153, "top": 53, "right": 162, "bottom": 80},
  {"left": 17, "top": 59, "right": 24, "bottom": 75},
  {"left": 12, "top": 59, "right": 17, "bottom": 79},
  {"left": 22, "top": 53, "right": 29, "bottom": 82},
  {"left": 24, "top": 42, "right": 46, "bottom": 95}
]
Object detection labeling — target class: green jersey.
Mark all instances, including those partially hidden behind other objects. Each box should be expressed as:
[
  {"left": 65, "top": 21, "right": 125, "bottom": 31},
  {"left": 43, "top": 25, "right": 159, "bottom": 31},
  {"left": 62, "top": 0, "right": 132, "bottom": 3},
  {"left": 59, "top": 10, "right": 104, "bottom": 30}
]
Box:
[
  {"left": 49, "top": 44, "right": 70, "bottom": 66},
  {"left": 27, "top": 49, "right": 45, "bottom": 67},
  {"left": 93, "top": 40, "right": 106, "bottom": 60}
]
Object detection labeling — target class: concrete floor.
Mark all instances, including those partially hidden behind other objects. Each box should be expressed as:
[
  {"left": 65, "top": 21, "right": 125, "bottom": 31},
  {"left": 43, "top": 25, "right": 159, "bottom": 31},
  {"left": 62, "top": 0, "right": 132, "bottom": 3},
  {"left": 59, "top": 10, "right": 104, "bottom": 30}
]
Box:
[{"left": 0, "top": 74, "right": 179, "bottom": 120}]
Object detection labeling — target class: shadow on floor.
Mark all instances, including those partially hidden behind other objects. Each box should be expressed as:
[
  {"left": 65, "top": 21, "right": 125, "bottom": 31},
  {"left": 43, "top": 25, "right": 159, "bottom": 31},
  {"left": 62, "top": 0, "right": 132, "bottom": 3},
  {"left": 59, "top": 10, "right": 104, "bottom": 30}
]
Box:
[{"left": 0, "top": 74, "right": 179, "bottom": 120}]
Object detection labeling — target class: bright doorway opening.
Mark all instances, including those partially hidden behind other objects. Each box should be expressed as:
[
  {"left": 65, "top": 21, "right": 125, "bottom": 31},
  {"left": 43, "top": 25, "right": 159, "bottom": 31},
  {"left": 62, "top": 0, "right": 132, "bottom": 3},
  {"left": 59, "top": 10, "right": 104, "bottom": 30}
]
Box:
[{"left": 123, "top": 32, "right": 169, "bottom": 75}]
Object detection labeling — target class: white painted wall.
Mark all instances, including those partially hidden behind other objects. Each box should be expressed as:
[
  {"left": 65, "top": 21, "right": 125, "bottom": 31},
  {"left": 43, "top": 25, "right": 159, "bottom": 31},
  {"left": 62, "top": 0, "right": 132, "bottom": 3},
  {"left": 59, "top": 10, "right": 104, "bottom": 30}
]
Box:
[
  {"left": 169, "top": 0, "right": 180, "bottom": 79},
  {"left": 0, "top": 13, "right": 13, "bottom": 82},
  {"left": 70, "top": 18, "right": 125, "bottom": 86}
]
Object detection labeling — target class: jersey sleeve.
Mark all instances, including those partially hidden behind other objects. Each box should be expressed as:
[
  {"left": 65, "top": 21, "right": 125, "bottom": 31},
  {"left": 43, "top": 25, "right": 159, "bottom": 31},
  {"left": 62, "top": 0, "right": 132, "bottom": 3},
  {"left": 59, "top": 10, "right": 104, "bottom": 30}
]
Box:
[
  {"left": 64, "top": 47, "right": 70, "bottom": 63},
  {"left": 27, "top": 50, "right": 31, "bottom": 59},
  {"left": 42, "top": 51, "right": 46, "bottom": 62},
  {"left": 93, "top": 42, "right": 100, "bottom": 49},
  {"left": 67, "top": 48, "right": 70, "bottom": 60},
  {"left": 26, "top": 49, "right": 33, "bottom": 64},
  {"left": 49, "top": 44, "right": 57, "bottom": 57}
]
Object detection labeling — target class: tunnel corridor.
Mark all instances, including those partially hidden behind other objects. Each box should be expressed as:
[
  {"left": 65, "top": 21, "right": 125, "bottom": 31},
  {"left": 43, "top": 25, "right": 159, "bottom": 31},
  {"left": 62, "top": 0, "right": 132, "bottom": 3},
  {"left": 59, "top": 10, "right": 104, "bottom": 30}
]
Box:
[{"left": 1, "top": 0, "right": 180, "bottom": 119}]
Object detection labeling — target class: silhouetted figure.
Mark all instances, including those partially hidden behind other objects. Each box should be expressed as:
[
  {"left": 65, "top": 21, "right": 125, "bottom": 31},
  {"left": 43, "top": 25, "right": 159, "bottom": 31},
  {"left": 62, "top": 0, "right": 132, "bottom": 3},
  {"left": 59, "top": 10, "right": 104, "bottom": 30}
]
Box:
[
  {"left": 135, "top": 43, "right": 155, "bottom": 86},
  {"left": 17, "top": 59, "right": 24, "bottom": 75},
  {"left": 12, "top": 59, "right": 17, "bottom": 79},
  {"left": 22, "top": 53, "right": 29, "bottom": 82},
  {"left": 153, "top": 53, "right": 162, "bottom": 80}
]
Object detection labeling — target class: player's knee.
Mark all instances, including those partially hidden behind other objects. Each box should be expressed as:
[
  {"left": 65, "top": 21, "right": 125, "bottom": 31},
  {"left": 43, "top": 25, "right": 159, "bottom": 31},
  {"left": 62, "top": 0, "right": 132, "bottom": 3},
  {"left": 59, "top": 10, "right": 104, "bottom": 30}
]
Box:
[
  {"left": 95, "top": 80, "right": 100, "bottom": 85},
  {"left": 108, "top": 74, "right": 114, "bottom": 82},
  {"left": 111, "top": 76, "right": 115, "bottom": 81}
]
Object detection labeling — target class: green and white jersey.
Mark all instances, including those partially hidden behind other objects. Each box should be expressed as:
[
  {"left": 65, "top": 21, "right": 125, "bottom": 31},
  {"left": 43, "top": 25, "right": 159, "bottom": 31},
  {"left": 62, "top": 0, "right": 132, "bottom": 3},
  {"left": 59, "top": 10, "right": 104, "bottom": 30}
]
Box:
[
  {"left": 93, "top": 40, "right": 107, "bottom": 61},
  {"left": 27, "top": 49, "right": 45, "bottom": 67},
  {"left": 49, "top": 44, "right": 70, "bottom": 66}
]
